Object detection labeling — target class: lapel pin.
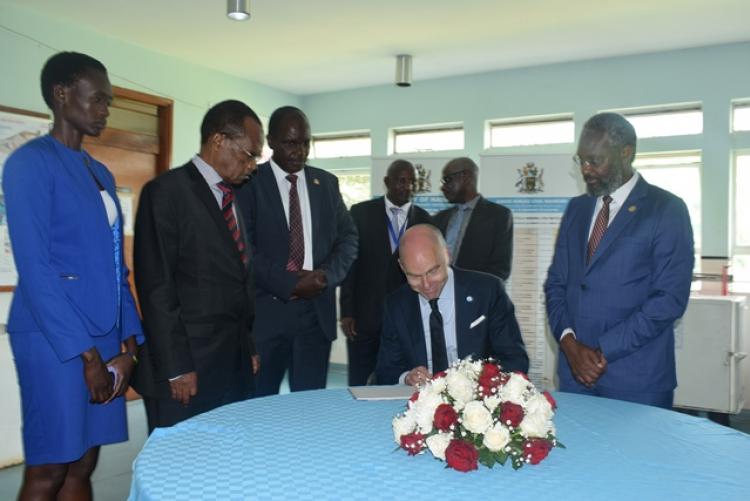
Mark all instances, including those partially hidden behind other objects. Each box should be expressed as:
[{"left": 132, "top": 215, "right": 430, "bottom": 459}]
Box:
[
  {"left": 628, "top": 205, "right": 637, "bottom": 212},
  {"left": 313, "top": 178, "right": 320, "bottom": 185},
  {"left": 466, "top": 295, "right": 473, "bottom": 303}
]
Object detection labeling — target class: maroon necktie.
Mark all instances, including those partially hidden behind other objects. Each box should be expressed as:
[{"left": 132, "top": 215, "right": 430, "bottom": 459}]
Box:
[
  {"left": 217, "top": 182, "right": 248, "bottom": 266},
  {"left": 286, "top": 174, "right": 304, "bottom": 272},
  {"left": 587, "top": 195, "right": 612, "bottom": 264}
]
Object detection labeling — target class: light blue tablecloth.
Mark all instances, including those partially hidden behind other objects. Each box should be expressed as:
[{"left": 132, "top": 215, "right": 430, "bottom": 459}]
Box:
[{"left": 129, "top": 388, "right": 750, "bottom": 500}]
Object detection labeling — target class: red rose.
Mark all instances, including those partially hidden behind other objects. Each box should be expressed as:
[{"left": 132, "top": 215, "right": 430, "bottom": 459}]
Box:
[
  {"left": 481, "top": 362, "right": 501, "bottom": 379},
  {"left": 409, "top": 391, "right": 420, "bottom": 403},
  {"left": 543, "top": 391, "right": 557, "bottom": 410},
  {"left": 400, "top": 432, "right": 425, "bottom": 456},
  {"left": 499, "top": 402, "right": 525, "bottom": 427},
  {"left": 432, "top": 370, "right": 447, "bottom": 380},
  {"left": 433, "top": 403, "right": 458, "bottom": 431},
  {"left": 524, "top": 438, "right": 552, "bottom": 465},
  {"left": 445, "top": 440, "right": 479, "bottom": 472}
]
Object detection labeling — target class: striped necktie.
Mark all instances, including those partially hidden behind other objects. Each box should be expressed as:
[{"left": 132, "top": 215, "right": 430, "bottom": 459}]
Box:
[{"left": 217, "top": 182, "right": 248, "bottom": 266}]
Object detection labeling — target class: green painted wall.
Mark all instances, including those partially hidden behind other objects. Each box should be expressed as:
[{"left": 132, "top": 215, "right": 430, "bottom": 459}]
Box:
[
  {"left": 302, "top": 42, "right": 750, "bottom": 257},
  {"left": 0, "top": 3, "right": 298, "bottom": 165}
]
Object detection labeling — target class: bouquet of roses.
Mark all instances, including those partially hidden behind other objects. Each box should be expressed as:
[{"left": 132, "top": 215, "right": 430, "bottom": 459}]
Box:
[{"left": 392, "top": 357, "right": 563, "bottom": 471}]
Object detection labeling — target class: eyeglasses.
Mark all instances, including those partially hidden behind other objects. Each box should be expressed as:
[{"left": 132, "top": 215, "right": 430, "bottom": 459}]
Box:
[
  {"left": 572, "top": 154, "right": 609, "bottom": 169},
  {"left": 223, "top": 134, "right": 263, "bottom": 163},
  {"left": 441, "top": 169, "right": 468, "bottom": 185}
]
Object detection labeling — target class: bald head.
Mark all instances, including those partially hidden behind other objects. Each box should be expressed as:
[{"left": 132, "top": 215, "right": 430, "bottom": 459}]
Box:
[{"left": 399, "top": 224, "right": 450, "bottom": 300}]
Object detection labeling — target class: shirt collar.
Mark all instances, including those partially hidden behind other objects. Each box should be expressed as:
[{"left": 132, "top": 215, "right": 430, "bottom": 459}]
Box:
[
  {"left": 384, "top": 196, "right": 412, "bottom": 215},
  {"left": 460, "top": 194, "right": 481, "bottom": 210},
  {"left": 270, "top": 158, "right": 306, "bottom": 184},
  {"left": 193, "top": 154, "right": 223, "bottom": 186}
]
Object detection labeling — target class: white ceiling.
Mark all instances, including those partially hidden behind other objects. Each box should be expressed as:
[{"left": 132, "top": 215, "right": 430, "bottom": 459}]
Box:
[{"left": 5, "top": 0, "right": 750, "bottom": 95}]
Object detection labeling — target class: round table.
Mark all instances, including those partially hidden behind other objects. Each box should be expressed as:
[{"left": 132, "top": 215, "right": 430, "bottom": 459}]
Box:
[{"left": 129, "top": 388, "right": 750, "bottom": 500}]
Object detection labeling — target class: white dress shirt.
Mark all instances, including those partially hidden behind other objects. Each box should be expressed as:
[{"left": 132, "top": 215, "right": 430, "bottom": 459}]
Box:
[{"left": 399, "top": 268, "right": 458, "bottom": 383}]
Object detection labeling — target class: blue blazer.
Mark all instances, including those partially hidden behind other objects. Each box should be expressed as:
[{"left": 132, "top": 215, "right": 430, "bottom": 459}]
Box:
[
  {"left": 235, "top": 162, "right": 358, "bottom": 341},
  {"left": 376, "top": 267, "right": 529, "bottom": 384},
  {"left": 544, "top": 176, "right": 694, "bottom": 392},
  {"left": 3, "top": 135, "right": 142, "bottom": 362}
]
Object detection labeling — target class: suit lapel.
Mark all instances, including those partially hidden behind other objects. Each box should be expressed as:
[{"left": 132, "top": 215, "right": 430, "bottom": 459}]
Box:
[
  {"left": 453, "top": 269, "right": 469, "bottom": 358},
  {"left": 587, "top": 176, "right": 648, "bottom": 270},
  {"left": 373, "top": 198, "right": 393, "bottom": 257},
  {"left": 257, "top": 163, "right": 289, "bottom": 233},
  {"left": 186, "top": 163, "right": 243, "bottom": 270},
  {"left": 305, "top": 166, "right": 322, "bottom": 249},
  {"left": 404, "top": 291, "right": 429, "bottom": 366}
]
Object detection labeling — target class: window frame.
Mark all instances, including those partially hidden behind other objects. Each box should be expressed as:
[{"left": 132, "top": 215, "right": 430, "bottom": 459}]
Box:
[
  {"left": 485, "top": 113, "right": 575, "bottom": 148},
  {"left": 309, "top": 131, "right": 371, "bottom": 159},
  {"left": 605, "top": 103, "right": 703, "bottom": 139},
  {"left": 390, "top": 122, "right": 464, "bottom": 154}
]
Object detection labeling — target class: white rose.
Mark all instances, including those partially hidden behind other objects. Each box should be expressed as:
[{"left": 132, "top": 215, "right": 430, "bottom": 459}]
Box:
[
  {"left": 429, "top": 377, "right": 447, "bottom": 394},
  {"left": 519, "top": 411, "right": 552, "bottom": 438},
  {"left": 483, "top": 423, "right": 511, "bottom": 452},
  {"left": 446, "top": 371, "right": 475, "bottom": 408},
  {"left": 499, "top": 372, "right": 530, "bottom": 405},
  {"left": 426, "top": 432, "right": 452, "bottom": 461},
  {"left": 462, "top": 401, "right": 493, "bottom": 434},
  {"left": 392, "top": 413, "right": 416, "bottom": 444},
  {"left": 412, "top": 391, "right": 443, "bottom": 434},
  {"left": 483, "top": 395, "right": 502, "bottom": 413},
  {"left": 525, "top": 393, "right": 553, "bottom": 421}
]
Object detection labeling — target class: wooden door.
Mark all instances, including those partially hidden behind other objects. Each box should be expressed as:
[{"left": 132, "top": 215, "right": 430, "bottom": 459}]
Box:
[{"left": 84, "top": 87, "right": 173, "bottom": 399}]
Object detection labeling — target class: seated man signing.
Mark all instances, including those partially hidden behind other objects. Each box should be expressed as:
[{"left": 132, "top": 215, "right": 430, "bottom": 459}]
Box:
[{"left": 375, "top": 224, "right": 529, "bottom": 385}]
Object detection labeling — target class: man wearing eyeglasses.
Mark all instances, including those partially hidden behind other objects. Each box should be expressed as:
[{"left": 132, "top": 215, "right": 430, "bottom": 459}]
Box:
[
  {"left": 133, "top": 100, "right": 262, "bottom": 431},
  {"left": 433, "top": 157, "right": 513, "bottom": 282},
  {"left": 544, "top": 112, "right": 694, "bottom": 409},
  {"left": 375, "top": 224, "right": 528, "bottom": 386}
]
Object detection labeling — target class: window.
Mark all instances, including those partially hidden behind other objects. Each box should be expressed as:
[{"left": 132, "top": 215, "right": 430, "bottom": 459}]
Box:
[
  {"left": 487, "top": 114, "right": 574, "bottom": 148},
  {"left": 392, "top": 124, "right": 463, "bottom": 154},
  {"left": 616, "top": 105, "right": 703, "bottom": 138},
  {"left": 732, "top": 102, "right": 750, "bottom": 132},
  {"left": 332, "top": 168, "right": 371, "bottom": 208},
  {"left": 735, "top": 153, "right": 750, "bottom": 248},
  {"left": 310, "top": 132, "right": 371, "bottom": 159},
  {"left": 634, "top": 152, "right": 702, "bottom": 253}
]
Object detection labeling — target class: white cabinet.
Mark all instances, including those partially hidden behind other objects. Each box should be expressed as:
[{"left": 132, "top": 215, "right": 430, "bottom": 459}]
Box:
[{"left": 674, "top": 295, "right": 747, "bottom": 413}]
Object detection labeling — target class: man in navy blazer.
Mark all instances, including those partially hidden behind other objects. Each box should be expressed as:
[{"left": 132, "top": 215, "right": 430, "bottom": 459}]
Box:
[
  {"left": 236, "top": 106, "right": 357, "bottom": 395},
  {"left": 544, "top": 112, "right": 694, "bottom": 409},
  {"left": 376, "top": 224, "right": 528, "bottom": 386}
]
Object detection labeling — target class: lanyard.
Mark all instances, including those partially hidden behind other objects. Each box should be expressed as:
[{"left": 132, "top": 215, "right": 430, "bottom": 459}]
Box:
[{"left": 386, "top": 210, "right": 407, "bottom": 250}]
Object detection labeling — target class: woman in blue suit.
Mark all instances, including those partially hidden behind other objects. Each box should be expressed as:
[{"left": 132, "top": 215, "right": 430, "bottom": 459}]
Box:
[{"left": 3, "top": 52, "right": 143, "bottom": 500}]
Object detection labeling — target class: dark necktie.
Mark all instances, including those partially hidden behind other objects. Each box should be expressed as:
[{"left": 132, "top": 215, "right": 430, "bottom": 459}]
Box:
[
  {"left": 217, "top": 182, "right": 248, "bottom": 266},
  {"left": 428, "top": 298, "right": 449, "bottom": 374},
  {"left": 286, "top": 174, "right": 304, "bottom": 272},
  {"left": 587, "top": 195, "right": 612, "bottom": 264}
]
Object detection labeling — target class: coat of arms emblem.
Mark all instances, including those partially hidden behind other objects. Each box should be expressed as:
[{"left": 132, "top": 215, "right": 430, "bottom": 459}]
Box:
[{"left": 516, "top": 162, "right": 544, "bottom": 193}]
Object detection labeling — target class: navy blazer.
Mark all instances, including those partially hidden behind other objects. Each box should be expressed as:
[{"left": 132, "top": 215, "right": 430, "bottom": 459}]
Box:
[
  {"left": 236, "top": 162, "right": 358, "bottom": 341},
  {"left": 3, "top": 135, "right": 142, "bottom": 362},
  {"left": 544, "top": 176, "right": 694, "bottom": 392},
  {"left": 376, "top": 267, "right": 529, "bottom": 384}
]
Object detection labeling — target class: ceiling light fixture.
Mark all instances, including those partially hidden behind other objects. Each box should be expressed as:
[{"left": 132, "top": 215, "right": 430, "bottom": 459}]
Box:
[
  {"left": 395, "top": 54, "right": 412, "bottom": 87},
  {"left": 227, "top": 0, "right": 250, "bottom": 21}
]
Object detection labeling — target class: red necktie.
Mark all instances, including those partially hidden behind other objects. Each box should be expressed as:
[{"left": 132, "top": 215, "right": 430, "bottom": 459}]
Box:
[
  {"left": 217, "top": 182, "right": 248, "bottom": 266},
  {"left": 587, "top": 195, "right": 612, "bottom": 264},
  {"left": 286, "top": 174, "right": 304, "bottom": 272}
]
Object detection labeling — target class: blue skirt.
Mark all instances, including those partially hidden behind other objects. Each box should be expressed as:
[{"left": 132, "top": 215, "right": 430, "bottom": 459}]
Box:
[{"left": 10, "top": 328, "right": 128, "bottom": 465}]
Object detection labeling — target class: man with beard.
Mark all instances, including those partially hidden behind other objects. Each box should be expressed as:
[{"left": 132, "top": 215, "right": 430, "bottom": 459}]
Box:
[
  {"left": 339, "top": 160, "right": 433, "bottom": 386},
  {"left": 544, "top": 112, "right": 694, "bottom": 409}
]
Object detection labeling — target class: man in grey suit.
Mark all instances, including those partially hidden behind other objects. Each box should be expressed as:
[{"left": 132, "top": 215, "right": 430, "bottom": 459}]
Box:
[
  {"left": 236, "top": 106, "right": 358, "bottom": 396},
  {"left": 434, "top": 157, "right": 513, "bottom": 282}
]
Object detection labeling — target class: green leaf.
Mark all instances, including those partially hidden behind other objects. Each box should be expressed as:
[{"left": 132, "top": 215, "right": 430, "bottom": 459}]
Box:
[
  {"left": 496, "top": 451, "right": 507, "bottom": 465},
  {"left": 479, "top": 448, "right": 496, "bottom": 468},
  {"left": 556, "top": 440, "right": 566, "bottom": 449}
]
